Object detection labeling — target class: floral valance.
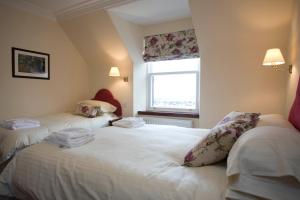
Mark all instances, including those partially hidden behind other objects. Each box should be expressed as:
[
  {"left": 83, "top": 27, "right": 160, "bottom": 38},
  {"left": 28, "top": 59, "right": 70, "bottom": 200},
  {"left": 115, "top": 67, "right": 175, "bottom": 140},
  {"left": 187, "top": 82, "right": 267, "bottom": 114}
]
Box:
[{"left": 143, "top": 29, "right": 199, "bottom": 62}]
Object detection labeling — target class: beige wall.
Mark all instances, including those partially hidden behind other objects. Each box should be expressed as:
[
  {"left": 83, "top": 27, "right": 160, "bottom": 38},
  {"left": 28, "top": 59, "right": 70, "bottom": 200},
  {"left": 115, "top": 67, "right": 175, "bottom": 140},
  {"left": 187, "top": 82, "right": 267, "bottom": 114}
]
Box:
[
  {"left": 143, "top": 18, "right": 193, "bottom": 36},
  {"left": 109, "top": 13, "right": 146, "bottom": 115},
  {"left": 59, "top": 10, "right": 133, "bottom": 117},
  {"left": 190, "top": 0, "right": 293, "bottom": 128},
  {"left": 1, "top": 1, "right": 293, "bottom": 128},
  {"left": 0, "top": 4, "right": 89, "bottom": 120},
  {"left": 286, "top": 1, "right": 300, "bottom": 116}
]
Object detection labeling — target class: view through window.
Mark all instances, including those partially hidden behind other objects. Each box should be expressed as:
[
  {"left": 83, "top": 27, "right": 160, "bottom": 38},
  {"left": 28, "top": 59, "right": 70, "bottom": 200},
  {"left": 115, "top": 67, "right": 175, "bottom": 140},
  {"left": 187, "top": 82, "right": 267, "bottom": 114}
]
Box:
[{"left": 147, "top": 58, "right": 200, "bottom": 112}]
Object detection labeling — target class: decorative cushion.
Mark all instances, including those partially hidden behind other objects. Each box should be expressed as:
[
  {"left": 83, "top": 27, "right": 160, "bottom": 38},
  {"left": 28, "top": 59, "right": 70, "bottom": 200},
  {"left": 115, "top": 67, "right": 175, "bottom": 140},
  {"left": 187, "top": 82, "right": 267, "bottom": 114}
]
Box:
[
  {"left": 184, "top": 112, "right": 260, "bottom": 167},
  {"left": 78, "top": 100, "right": 117, "bottom": 113},
  {"left": 75, "top": 104, "right": 101, "bottom": 118},
  {"left": 216, "top": 112, "right": 260, "bottom": 126},
  {"left": 289, "top": 77, "right": 300, "bottom": 131}
]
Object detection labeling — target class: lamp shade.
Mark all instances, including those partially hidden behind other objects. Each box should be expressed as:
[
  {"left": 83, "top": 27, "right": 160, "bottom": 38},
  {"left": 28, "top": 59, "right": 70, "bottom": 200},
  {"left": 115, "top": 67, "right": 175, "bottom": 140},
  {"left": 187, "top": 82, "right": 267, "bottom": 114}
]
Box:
[
  {"left": 109, "top": 67, "right": 120, "bottom": 77},
  {"left": 262, "top": 48, "right": 285, "bottom": 66}
]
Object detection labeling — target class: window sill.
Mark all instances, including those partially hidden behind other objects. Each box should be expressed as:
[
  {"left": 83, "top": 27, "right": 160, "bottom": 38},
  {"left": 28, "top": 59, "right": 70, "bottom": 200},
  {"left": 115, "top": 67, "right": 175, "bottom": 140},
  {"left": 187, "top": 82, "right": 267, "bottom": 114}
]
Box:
[{"left": 138, "top": 111, "right": 199, "bottom": 119}]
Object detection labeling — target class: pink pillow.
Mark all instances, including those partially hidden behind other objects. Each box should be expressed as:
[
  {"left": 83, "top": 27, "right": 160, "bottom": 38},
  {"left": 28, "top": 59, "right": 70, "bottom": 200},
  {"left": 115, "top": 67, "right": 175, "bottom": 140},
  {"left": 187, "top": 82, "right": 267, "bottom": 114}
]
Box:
[{"left": 289, "top": 77, "right": 300, "bottom": 131}]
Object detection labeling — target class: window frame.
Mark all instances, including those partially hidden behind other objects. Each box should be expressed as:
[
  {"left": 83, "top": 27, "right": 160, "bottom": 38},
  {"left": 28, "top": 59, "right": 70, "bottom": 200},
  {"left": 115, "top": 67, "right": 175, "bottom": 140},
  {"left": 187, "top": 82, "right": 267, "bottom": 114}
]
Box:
[{"left": 146, "top": 63, "right": 200, "bottom": 113}]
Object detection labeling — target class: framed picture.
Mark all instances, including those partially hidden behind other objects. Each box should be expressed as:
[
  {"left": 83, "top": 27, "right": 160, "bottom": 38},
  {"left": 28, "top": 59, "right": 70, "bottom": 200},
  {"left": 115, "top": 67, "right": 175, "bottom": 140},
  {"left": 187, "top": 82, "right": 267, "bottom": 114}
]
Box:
[{"left": 12, "top": 47, "right": 50, "bottom": 80}]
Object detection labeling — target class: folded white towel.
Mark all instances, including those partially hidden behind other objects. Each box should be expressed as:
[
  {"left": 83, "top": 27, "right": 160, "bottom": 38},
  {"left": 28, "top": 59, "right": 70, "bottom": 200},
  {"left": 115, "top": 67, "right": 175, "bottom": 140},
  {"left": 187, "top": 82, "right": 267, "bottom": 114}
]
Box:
[
  {"left": 4, "top": 118, "right": 40, "bottom": 125},
  {"left": 46, "top": 135, "right": 94, "bottom": 148},
  {"left": 53, "top": 128, "right": 94, "bottom": 140},
  {"left": 46, "top": 128, "right": 95, "bottom": 148},
  {"left": 113, "top": 117, "right": 145, "bottom": 128},
  {"left": 0, "top": 118, "right": 41, "bottom": 130},
  {"left": 6, "top": 123, "right": 40, "bottom": 130}
]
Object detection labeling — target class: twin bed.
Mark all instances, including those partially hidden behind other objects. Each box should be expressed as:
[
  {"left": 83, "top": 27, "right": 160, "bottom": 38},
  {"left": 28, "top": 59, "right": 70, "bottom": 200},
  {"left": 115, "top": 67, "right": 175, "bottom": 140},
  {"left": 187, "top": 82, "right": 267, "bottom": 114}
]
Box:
[
  {"left": 0, "top": 89, "right": 119, "bottom": 167},
  {"left": 0, "top": 125, "right": 227, "bottom": 200},
  {"left": 0, "top": 89, "right": 300, "bottom": 200}
]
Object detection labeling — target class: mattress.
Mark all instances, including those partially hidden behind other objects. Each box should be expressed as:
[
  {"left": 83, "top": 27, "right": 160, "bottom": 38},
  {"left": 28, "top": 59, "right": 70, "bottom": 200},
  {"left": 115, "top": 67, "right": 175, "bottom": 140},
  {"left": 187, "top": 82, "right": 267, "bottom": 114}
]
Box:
[{"left": 0, "top": 125, "right": 227, "bottom": 200}]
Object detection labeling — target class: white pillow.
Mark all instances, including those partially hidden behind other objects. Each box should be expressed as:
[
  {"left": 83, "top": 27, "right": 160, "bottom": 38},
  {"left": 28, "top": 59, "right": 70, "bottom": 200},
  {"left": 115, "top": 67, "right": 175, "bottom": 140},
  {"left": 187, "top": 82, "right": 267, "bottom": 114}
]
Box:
[
  {"left": 74, "top": 103, "right": 100, "bottom": 118},
  {"left": 78, "top": 100, "right": 117, "bottom": 113},
  {"left": 227, "top": 126, "right": 300, "bottom": 181},
  {"left": 257, "top": 114, "right": 295, "bottom": 129},
  {"left": 226, "top": 174, "right": 300, "bottom": 200}
]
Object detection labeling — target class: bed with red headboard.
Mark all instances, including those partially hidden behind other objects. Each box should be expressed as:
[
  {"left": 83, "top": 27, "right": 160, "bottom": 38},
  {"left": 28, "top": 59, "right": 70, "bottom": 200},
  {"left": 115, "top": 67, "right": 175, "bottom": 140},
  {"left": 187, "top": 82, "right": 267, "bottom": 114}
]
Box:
[
  {"left": 0, "top": 89, "right": 122, "bottom": 173},
  {"left": 92, "top": 89, "right": 122, "bottom": 117}
]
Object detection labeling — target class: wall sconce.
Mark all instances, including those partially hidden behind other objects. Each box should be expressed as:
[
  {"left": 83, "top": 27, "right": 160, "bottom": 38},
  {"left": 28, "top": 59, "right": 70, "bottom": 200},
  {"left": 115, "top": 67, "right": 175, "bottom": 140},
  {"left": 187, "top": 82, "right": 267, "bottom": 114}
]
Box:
[
  {"left": 109, "top": 66, "right": 128, "bottom": 82},
  {"left": 262, "top": 48, "right": 293, "bottom": 74}
]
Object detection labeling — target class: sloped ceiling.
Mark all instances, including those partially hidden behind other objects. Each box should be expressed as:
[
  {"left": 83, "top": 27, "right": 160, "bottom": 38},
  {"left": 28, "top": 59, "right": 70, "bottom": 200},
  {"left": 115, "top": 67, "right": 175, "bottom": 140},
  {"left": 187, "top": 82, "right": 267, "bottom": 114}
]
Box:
[
  {"left": 109, "top": 0, "right": 191, "bottom": 25},
  {"left": 59, "top": 10, "right": 133, "bottom": 116}
]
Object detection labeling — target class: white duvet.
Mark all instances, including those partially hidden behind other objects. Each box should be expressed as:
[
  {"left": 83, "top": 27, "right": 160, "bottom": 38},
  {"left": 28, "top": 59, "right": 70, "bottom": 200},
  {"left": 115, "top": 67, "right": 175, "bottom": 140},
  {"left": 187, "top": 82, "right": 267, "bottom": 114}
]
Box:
[
  {"left": 0, "top": 113, "right": 115, "bottom": 163},
  {"left": 0, "top": 125, "right": 227, "bottom": 200}
]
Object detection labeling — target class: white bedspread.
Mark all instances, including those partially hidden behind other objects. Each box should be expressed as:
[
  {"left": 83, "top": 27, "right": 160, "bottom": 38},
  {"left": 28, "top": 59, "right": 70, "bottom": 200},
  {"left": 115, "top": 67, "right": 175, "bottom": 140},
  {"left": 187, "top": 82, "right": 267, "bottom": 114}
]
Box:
[
  {"left": 0, "top": 125, "right": 227, "bottom": 200},
  {"left": 37, "top": 112, "right": 115, "bottom": 132},
  {"left": 0, "top": 113, "right": 115, "bottom": 163}
]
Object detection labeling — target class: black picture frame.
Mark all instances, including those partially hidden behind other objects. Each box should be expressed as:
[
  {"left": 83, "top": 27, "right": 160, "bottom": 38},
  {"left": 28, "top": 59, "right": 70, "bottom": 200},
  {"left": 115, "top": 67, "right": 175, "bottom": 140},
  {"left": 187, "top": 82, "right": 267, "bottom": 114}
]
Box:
[{"left": 12, "top": 47, "right": 50, "bottom": 80}]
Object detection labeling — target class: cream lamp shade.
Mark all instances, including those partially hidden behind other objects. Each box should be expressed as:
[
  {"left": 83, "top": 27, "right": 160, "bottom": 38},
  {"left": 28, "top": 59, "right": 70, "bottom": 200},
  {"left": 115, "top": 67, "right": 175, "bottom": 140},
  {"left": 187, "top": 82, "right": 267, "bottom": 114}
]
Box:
[
  {"left": 262, "top": 48, "right": 285, "bottom": 66},
  {"left": 109, "top": 67, "right": 120, "bottom": 77}
]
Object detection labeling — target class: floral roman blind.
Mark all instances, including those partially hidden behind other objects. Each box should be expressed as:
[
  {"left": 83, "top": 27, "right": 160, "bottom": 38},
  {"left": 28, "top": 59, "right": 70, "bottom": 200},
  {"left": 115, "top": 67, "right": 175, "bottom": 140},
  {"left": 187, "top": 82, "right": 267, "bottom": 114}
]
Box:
[{"left": 143, "top": 29, "right": 199, "bottom": 62}]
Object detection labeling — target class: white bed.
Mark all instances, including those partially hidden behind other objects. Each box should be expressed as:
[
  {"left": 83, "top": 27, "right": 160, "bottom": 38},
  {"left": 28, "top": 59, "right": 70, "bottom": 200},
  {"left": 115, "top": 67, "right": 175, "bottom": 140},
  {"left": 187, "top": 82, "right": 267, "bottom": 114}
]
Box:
[
  {"left": 37, "top": 112, "right": 115, "bottom": 131},
  {"left": 0, "top": 125, "right": 227, "bottom": 200},
  {"left": 0, "top": 112, "right": 116, "bottom": 164},
  {"left": 0, "top": 89, "right": 121, "bottom": 165},
  {"left": 1, "top": 114, "right": 300, "bottom": 200}
]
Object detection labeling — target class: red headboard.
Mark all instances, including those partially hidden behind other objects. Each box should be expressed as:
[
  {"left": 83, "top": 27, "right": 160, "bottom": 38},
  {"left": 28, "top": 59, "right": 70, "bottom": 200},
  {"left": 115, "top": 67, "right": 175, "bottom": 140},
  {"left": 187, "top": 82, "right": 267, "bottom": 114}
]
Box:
[
  {"left": 289, "top": 77, "right": 300, "bottom": 131},
  {"left": 92, "top": 89, "right": 122, "bottom": 117}
]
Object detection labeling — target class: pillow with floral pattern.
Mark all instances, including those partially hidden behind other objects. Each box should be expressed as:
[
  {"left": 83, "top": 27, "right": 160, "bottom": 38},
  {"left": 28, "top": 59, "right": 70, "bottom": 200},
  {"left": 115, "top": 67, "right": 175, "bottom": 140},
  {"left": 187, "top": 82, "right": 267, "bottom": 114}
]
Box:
[
  {"left": 75, "top": 103, "right": 101, "bottom": 118},
  {"left": 216, "top": 111, "right": 260, "bottom": 126},
  {"left": 184, "top": 112, "right": 260, "bottom": 167}
]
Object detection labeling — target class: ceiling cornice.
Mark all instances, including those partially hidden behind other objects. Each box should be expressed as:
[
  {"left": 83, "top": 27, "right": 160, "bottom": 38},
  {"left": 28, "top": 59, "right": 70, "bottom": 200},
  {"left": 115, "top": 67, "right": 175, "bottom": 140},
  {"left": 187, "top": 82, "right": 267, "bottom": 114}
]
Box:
[
  {"left": 56, "top": 0, "right": 138, "bottom": 20},
  {"left": 0, "top": 0, "right": 139, "bottom": 21},
  {"left": 0, "top": 0, "right": 56, "bottom": 21}
]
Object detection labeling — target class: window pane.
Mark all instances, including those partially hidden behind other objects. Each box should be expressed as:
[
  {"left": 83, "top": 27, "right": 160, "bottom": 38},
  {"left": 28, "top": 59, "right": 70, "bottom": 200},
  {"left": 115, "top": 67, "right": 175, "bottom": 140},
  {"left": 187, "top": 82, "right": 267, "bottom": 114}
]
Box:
[
  {"left": 152, "top": 73, "right": 197, "bottom": 110},
  {"left": 148, "top": 58, "right": 199, "bottom": 73}
]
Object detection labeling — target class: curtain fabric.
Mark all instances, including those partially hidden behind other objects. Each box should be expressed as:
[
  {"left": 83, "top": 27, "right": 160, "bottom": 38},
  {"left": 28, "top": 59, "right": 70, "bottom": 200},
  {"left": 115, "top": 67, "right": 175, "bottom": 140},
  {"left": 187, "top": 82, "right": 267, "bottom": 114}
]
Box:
[{"left": 143, "top": 29, "right": 199, "bottom": 62}]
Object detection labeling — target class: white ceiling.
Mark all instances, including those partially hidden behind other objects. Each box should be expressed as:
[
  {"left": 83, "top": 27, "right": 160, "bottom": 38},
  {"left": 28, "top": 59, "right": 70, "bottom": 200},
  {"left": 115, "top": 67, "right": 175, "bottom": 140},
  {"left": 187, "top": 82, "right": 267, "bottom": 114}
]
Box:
[
  {"left": 0, "top": 0, "right": 138, "bottom": 20},
  {"left": 109, "top": 0, "right": 191, "bottom": 25},
  {"left": 0, "top": 0, "right": 191, "bottom": 23},
  {"left": 24, "top": 0, "right": 87, "bottom": 14},
  {"left": 25, "top": 0, "right": 138, "bottom": 17}
]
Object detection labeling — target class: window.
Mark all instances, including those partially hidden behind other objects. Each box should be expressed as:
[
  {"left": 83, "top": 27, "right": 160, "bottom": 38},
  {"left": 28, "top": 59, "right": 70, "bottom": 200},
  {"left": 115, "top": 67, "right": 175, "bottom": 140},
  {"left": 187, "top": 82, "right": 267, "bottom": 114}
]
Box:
[{"left": 147, "top": 58, "right": 200, "bottom": 113}]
